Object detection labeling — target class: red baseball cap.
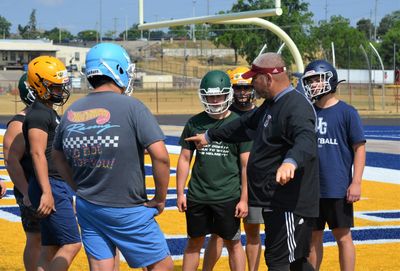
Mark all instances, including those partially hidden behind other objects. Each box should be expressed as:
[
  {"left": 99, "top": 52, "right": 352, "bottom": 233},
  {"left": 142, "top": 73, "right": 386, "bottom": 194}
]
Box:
[{"left": 242, "top": 64, "right": 287, "bottom": 79}]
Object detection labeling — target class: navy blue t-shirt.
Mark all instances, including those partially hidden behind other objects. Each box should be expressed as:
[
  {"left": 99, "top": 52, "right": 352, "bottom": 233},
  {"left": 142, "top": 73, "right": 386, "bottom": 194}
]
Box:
[{"left": 314, "top": 100, "right": 366, "bottom": 198}]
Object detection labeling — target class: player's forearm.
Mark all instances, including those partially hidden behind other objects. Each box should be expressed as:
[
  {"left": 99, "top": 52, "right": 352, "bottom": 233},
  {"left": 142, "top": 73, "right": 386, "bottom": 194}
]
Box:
[
  {"left": 6, "top": 161, "right": 29, "bottom": 196},
  {"left": 176, "top": 160, "right": 190, "bottom": 197},
  {"left": 52, "top": 150, "right": 77, "bottom": 191},
  {"left": 240, "top": 157, "right": 249, "bottom": 202},
  {"left": 152, "top": 157, "right": 170, "bottom": 203},
  {"left": 352, "top": 144, "right": 366, "bottom": 184},
  {"left": 240, "top": 176, "right": 248, "bottom": 202},
  {"left": 31, "top": 153, "right": 51, "bottom": 193}
]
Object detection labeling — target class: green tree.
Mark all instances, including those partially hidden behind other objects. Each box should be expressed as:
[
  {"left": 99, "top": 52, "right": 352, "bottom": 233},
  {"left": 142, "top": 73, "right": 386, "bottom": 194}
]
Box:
[
  {"left": 43, "top": 27, "right": 74, "bottom": 43},
  {"left": 356, "top": 18, "right": 374, "bottom": 40},
  {"left": 167, "top": 25, "right": 190, "bottom": 39},
  {"left": 310, "top": 16, "right": 368, "bottom": 69},
  {"left": 210, "top": 23, "right": 246, "bottom": 65},
  {"left": 212, "top": 0, "right": 315, "bottom": 67},
  {"left": 18, "top": 9, "right": 40, "bottom": 39},
  {"left": 0, "top": 15, "right": 12, "bottom": 38},
  {"left": 104, "top": 30, "right": 115, "bottom": 40},
  {"left": 77, "top": 30, "right": 99, "bottom": 41},
  {"left": 378, "top": 21, "right": 400, "bottom": 69},
  {"left": 194, "top": 24, "right": 209, "bottom": 40},
  {"left": 149, "top": 30, "right": 166, "bottom": 40},
  {"left": 119, "top": 24, "right": 149, "bottom": 40},
  {"left": 377, "top": 10, "right": 400, "bottom": 39}
]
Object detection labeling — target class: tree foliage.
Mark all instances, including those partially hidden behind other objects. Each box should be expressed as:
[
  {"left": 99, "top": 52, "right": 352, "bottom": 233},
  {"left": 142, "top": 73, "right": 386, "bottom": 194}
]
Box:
[
  {"left": 18, "top": 9, "right": 41, "bottom": 39},
  {"left": 0, "top": 15, "right": 12, "bottom": 38},
  {"left": 210, "top": 21, "right": 247, "bottom": 65},
  {"left": 310, "top": 16, "right": 368, "bottom": 69},
  {"left": 168, "top": 25, "right": 190, "bottom": 40},
  {"left": 77, "top": 30, "right": 99, "bottom": 41},
  {"left": 43, "top": 28, "right": 74, "bottom": 43},
  {"left": 378, "top": 21, "right": 400, "bottom": 69},
  {"left": 356, "top": 18, "right": 374, "bottom": 40},
  {"left": 120, "top": 23, "right": 149, "bottom": 40},
  {"left": 210, "top": 0, "right": 314, "bottom": 68},
  {"left": 377, "top": 10, "right": 400, "bottom": 39}
]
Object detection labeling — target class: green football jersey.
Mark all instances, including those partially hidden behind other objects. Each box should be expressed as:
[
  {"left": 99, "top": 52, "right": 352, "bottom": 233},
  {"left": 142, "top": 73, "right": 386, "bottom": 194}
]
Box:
[{"left": 179, "top": 111, "right": 252, "bottom": 203}]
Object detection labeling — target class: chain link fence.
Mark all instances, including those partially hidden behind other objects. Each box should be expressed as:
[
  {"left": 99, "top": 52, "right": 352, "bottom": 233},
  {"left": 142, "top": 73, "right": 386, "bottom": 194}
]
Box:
[{"left": 0, "top": 77, "right": 399, "bottom": 116}]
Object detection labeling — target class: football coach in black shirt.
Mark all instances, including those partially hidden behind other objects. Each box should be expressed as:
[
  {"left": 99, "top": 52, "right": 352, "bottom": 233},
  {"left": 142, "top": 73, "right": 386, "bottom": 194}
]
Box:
[{"left": 186, "top": 53, "right": 319, "bottom": 271}]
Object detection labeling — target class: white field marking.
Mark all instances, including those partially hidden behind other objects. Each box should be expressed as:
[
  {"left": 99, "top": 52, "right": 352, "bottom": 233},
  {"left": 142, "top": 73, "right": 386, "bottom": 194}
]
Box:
[
  {"left": 324, "top": 239, "right": 400, "bottom": 246},
  {"left": 0, "top": 175, "right": 11, "bottom": 182},
  {"left": 146, "top": 194, "right": 177, "bottom": 199},
  {"left": 165, "top": 206, "right": 179, "bottom": 210},
  {"left": 144, "top": 164, "right": 177, "bottom": 171},
  {"left": 0, "top": 205, "right": 20, "bottom": 222},
  {"left": 167, "top": 238, "right": 400, "bottom": 261},
  {"left": 166, "top": 145, "right": 181, "bottom": 155},
  {"left": 355, "top": 210, "right": 400, "bottom": 222},
  {"left": 363, "top": 166, "right": 400, "bottom": 184}
]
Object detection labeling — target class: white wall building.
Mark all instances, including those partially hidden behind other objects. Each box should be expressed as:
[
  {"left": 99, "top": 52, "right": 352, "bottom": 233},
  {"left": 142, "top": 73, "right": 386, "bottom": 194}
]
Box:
[{"left": 0, "top": 39, "right": 89, "bottom": 71}]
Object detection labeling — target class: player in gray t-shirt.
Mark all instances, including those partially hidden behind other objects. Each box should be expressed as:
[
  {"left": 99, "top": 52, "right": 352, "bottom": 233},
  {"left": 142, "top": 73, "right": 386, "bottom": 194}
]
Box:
[{"left": 53, "top": 43, "right": 173, "bottom": 271}]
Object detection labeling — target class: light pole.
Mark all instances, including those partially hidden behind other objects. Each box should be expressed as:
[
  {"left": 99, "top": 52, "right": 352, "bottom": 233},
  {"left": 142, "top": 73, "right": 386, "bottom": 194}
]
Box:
[
  {"left": 99, "top": 0, "right": 103, "bottom": 42},
  {"left": 373, "top": 0, "right": 378, "bottom": 41},
  {"left": 192, "top": 0, "right": 196, "bottom": 42},
  {"left": 394, "top": 43, "right": 396, "bottom": 71}
]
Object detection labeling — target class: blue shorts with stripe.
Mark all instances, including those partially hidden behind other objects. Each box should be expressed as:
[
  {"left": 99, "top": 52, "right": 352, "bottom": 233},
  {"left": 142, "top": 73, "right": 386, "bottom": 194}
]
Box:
[{"left": 76, "top": 197, "right": 170, "bottom": 268}]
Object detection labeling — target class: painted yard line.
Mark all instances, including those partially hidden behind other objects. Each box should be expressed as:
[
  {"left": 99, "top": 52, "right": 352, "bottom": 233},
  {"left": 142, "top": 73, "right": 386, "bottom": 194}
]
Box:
[
  {"left": 363, "top": 166, "right": 400, "bottom": 184},
  {"left": 355, "top": 210, "right": 400, "bottom": 222},
  {"left": 0, "top": 209, "right": 20, "bottom": 222},
  {"left": 166, "top": 145, "right": 181, "bottom": 155},
  {"left": 167, "top": 238, "right": 400, "bottom": 261},
  {"left": 161, "top": 227, "right": 400, "bottom": 256}
]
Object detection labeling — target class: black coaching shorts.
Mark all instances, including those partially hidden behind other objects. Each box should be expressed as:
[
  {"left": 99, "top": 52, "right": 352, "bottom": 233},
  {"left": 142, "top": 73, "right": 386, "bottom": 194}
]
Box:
[
  {"left": 312, "top": 198, "right": 354, "bottom": 230},
  {"left": 185, "top": 198, "right": 241, "bottom": 240},
  {"left": 262, "top": 210, "right": 313, "bottom": 268}
]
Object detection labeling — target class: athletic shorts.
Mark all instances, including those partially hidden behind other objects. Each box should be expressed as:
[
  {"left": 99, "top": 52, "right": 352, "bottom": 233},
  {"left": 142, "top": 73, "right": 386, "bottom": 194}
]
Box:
[
  {"left": 244, "top": 206, "right": 264, "bottom": 224},
  {"left": 76, "top": 197, "right": 170, "bottom": 268},
  {"left": 186, "top": 198, "right": 241, "bottom": 240},
  {"left": 28, "top": 177, "right": 81, "bottom": 246},
  {"left": 312, "top": 198, "right": 354, "bottom": 230},
  {"left": 262, "top": 210, "right": 313, "bottom": 268},
  {"left": 14, "top": 187, "right": 41, "bottom": 233}
]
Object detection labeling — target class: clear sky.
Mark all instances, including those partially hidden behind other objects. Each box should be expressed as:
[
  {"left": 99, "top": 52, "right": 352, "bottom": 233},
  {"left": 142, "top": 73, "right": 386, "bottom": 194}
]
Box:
[{"left": 1, "top": 0, "right": 399, "bottom": 35}]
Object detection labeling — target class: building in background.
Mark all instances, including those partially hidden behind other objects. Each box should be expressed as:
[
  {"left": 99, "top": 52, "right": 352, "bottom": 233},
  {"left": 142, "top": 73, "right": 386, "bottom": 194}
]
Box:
[{"left": 0, "top": 39, "right": 89, "bottom": 72}]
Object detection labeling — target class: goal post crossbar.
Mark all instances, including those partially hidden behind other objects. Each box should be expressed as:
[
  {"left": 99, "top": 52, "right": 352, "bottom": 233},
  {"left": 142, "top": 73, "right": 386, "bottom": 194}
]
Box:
[{"left": 137, "top": 0, "right": 304, "bottom": 72}]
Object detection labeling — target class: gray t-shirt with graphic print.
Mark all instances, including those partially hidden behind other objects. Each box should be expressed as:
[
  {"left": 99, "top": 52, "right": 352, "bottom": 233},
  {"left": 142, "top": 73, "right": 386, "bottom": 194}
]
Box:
[{"left": 53, "top": 91, "right": 165, "bottom": 207}]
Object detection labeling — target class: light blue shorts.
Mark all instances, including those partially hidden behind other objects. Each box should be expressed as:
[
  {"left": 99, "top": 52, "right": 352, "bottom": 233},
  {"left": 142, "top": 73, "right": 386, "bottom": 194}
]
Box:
[{"left": 76, "top": 197, "right": 170, "bottom": 268}]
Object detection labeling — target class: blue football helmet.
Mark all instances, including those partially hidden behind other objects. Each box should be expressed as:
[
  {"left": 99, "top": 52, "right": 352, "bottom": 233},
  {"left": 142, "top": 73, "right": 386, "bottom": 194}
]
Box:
[
  {"left": 301, "top": 60, "right": 343, "bottom": 100},
  {"left": 85, "top": 43, "right": 135, "bottom": 95}
]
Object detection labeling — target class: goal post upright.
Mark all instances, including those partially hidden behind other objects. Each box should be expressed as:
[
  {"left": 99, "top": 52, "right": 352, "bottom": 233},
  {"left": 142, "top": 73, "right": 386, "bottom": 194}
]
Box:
[{"left": 137, "top": 0, "right": 304, "bottom": 72}]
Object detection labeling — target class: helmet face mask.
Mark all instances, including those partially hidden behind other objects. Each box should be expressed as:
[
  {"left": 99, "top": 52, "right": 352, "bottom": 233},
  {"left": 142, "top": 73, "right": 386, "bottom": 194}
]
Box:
[
  {"left": 27, "top": 56, "right": 71, "bottom": 106},
  {"left": 41, "top": 79, "right": 71, "bottom": 105},
  {"left": 232, "top": 85, "right": 254, "bottom": 107},
  {"left": 199, "top": 70, "right": 233, "bottom": 115},
  {"left": 124, "top": 63, "right": 136, "bottom": 95},
  {"left": 302, "top": 71, "right": 333, "bottom": 100},
  {"left": 86, "top": 43, "right": 135, "bottom": 95},
  {"left": 301, "top": 60, "right": 340, "bottom": 101},
  {"left": 227, "top": 66, "right": 254, "bottom": 107}
]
